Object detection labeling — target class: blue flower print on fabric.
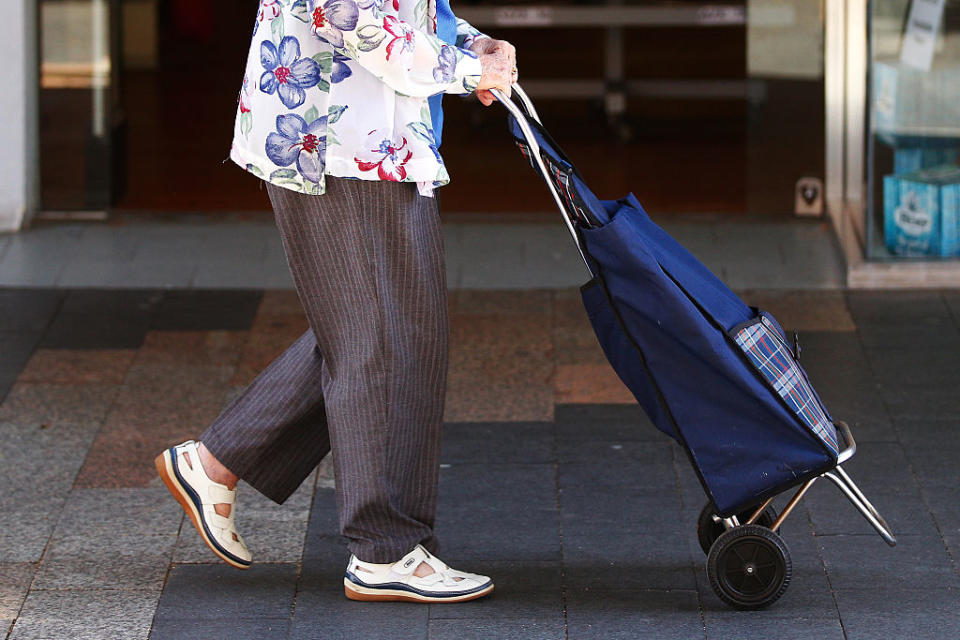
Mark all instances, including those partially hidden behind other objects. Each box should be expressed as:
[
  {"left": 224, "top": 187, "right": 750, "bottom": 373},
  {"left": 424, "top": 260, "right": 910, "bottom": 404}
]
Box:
[
  {"left": 308, "top": 0, "right": 360, "bottom": 49},
  {"left": 260, "top": 36, "right": 322, "bottom": 109},
  {"left": 265, "top": 113, "right": 328, "bottom": 184},
  {"left": 331, "top": 52, "right": 353, "bottom": 83},
  {"left": 433, "top": 45, "right": 457, "bottom": 83}
]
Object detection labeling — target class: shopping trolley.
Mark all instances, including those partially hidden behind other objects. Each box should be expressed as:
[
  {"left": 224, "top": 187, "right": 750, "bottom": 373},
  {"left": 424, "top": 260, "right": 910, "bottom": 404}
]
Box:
[{"left": 491, "top": 85, "right": 896, "bottom": 610}]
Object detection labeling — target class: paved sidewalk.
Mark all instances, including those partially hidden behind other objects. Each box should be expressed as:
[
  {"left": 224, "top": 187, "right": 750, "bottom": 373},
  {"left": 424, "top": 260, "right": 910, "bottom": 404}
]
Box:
[
  {"left": 0, "top": 217, "right": 844, "bottom": 290},
  {"left": 1, "top": 287, "right": 959, "bottom": 639}
]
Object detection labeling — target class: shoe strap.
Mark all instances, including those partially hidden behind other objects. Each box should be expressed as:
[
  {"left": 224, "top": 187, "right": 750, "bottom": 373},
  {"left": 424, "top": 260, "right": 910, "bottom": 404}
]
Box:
[
  {"left": 391, "top": 546, "right": 431, "bottom": 576},
  {"left": 207, "top": 484, "right": 236, "bottom": 504},
  {"left": 175, "top": 442, "right": 236, "bottom": 504}
]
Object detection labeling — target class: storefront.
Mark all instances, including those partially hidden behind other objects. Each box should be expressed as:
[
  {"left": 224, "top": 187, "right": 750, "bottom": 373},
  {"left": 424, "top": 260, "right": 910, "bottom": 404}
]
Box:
[
  {"left": 3, "top": 0, "right": 959, "bottom": 286},
  {"left": 827, "top": 0, "right": 960, "bottom": 285}
]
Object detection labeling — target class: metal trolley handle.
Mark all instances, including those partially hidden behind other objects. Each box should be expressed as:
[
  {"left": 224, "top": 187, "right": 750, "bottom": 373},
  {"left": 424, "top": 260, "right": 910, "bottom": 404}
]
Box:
[{"left": 491, "top": 85, "right": 591, "bottom": 270}]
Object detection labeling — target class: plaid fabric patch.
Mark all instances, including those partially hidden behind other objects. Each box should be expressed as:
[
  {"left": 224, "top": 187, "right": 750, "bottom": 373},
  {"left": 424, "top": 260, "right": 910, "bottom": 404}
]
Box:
[{"left": 734, "top": 319, "right": 839, "bottom": 455}]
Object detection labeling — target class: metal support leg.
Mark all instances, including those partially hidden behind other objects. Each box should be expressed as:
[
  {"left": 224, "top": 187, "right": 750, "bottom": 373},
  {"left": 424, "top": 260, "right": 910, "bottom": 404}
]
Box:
[
  {"left": 770, "top": 478, "right": 817, "bottom": 532},
  {"left": 823, "top": 468, "right": 897, "bottom": 546}
]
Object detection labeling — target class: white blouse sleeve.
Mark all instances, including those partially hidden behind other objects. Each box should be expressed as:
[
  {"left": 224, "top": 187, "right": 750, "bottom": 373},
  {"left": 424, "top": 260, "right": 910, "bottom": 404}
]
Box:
[{"left": 304, "top": 0, "right": 483, "bottom": 97}]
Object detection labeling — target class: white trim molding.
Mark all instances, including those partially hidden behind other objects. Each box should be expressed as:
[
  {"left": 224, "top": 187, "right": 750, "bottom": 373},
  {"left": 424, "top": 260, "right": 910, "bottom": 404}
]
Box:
[{"left": 0, "top": 0, "right": 39, "bottom": 232}]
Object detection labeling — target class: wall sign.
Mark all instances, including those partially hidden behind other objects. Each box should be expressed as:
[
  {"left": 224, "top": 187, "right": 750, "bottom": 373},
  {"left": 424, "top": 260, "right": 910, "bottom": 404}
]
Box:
[{"left": 900, "top": 0, "right": 947, "bottom": 71}]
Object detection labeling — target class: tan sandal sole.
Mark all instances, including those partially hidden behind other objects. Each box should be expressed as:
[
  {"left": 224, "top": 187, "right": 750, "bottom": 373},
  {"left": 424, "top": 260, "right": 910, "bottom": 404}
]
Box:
[
  {"left": 155, "top": 450, "right": 250, "bottom": 570},
  {"left": 343, "top": 578, "right": 494, "bottom": 603}
]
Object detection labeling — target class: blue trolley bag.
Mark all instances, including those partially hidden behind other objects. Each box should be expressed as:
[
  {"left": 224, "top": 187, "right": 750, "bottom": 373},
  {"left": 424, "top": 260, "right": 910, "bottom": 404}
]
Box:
[{"left": 503, "top": 92, "right": 839, "bottom": 518}]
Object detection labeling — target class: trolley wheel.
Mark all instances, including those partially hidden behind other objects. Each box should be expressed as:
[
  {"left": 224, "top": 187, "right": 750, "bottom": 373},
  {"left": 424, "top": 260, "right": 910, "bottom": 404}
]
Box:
[
  {"left": 706, "top": 524, "right": 792, "bottom": 610},
  {"left": 696, "top": 502, "right": 778, "bottom": 555}
]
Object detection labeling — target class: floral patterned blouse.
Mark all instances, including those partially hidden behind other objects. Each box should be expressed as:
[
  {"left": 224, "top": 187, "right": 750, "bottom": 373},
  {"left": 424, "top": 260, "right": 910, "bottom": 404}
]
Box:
[{"left": 228, "top": 0, "right": 487, "bottom": 197}]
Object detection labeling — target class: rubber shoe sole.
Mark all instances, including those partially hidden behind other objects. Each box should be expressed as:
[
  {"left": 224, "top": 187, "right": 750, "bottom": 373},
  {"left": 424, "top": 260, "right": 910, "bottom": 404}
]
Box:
[
  {"left": 343, "top": 577, "right": 494, "bottom": 603},
  {"left": 154, "top": 450, "right": 251, "bottom": 570}
]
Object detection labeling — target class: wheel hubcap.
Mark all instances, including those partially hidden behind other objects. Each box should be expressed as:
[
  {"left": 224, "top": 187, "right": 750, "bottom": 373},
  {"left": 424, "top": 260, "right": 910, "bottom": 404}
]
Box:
[{"left": 719, "top": 538, "right": 783, "bottom": 600}]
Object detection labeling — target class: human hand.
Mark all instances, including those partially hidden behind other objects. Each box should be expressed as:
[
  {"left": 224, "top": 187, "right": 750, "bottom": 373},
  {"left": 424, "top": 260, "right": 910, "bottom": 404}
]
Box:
[{"left": 471, "top": 37, "right": 517, "bottom": 106}]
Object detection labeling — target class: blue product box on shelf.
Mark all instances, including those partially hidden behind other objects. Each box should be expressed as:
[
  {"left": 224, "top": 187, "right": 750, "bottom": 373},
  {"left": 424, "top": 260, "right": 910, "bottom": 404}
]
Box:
[
  {"left": 893, "top": 147, "right": 960, "bottom": 174},
  {"left": 884, "top": 165, "right": 960, "bottom": 257}
]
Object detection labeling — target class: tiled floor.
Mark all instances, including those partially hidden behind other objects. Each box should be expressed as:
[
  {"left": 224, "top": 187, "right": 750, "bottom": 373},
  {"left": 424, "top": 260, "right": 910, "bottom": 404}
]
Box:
[
  {"left": 1, "top": 286, "right": 959, "bottom": 639},
  {"left": 0, "top": 217, "right": 844, "bottom": 290}
]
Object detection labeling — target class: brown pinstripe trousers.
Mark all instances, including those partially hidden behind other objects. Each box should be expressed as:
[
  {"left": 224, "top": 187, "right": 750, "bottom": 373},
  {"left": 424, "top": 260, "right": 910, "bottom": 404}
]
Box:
[{"left": 200, "top": 176, "right": 448, "bottom": 563}]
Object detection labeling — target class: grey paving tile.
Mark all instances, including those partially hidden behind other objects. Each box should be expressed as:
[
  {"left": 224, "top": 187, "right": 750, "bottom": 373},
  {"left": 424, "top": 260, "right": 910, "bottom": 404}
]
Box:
[
  {"left": 55, "top": 257, "right": 196, "bottom": 289},
  {"left": 0, "top": 507, "right": 62, "bottom": 563},
  {"left": 0, "top": 422, "right": 103, "bottom": 561},
  {"left": 563, "top": 505, "right": 688, "bottom": 540},
  {"left": 565, "top": 588, "right": 703, "bottom": 640},
  {"left": 0, "top": 290, "right": 62, "bottom": 332},
  {"left": 428, "top": 618, "right": 564, "bottom": 640},
  {"left": 427, "top": 561, "right": 562, "bottom": 621},
  {"left": 906, "top": 450, "right": 960, "bottom": 491},
  {"left": 705, "top": 615, "right": 844, "bottom": 640},
  {"left": 818, "top": 534, "right": 958, "bottom": 590},
  {"left": 857, "top": 320, "right": 960, "bottom": 351},
  {"left": 0, "top": 563, "right": 35, "bottom": 619},
  {"left": 0, "top": 237, "right": 81, "bottom": 287},
  {"left": 438, "top": 463, "right": 557, "bottom": 508},
  {"left": 31, "top": 552, "right": 173, "bottom": 591},
  {"left": 190, "top": 258, "right": 294, "bottom": 289},
  {"left": 846, "top": 291, "right": 952, "bottom": 326},
  {"left": 831, "top": 442, "right": 918, "bottom": 494},
  {"left": 563, "top": 531, "right": 697, "bottom": 591},
  {"left": 882, "top": 386, "right": 960, "bottom": 420},
  {"left": 54, "top": 488, "right": 183, "bottom": 538},
  {"left": 9, "top": 588, "right": 159, "bottom": 640},
  {"left": 300, "top": 488, "right": 349, "bottom": 581},
  {"left": 554, "top": 403, "right": 663, "bottom": 442},
  {"left": 189, "top": 225, "right": 272, "bottom": 263},
  {"left": 557, "top": 456, "right": 678, "bottom": 499},
  {"left": 440, "top": 422, "right": 554, "bottom": 464},
  {"left": 0, "top": 332, "right": 43, "bottom": 401},
  {"left": 73, "top": 226, "right": 140, "bottom": 261},
  {"left": 804, "top": 482, "right": 934, "bottom": 537},
  {"left": 58, "top": 288, "right": 164, "bottom": 316},
  {"left": 148, "top": 616, "right": 291, "bottom": 640},
  {"left": 0, "top": 421, "right": 103, "bottom": 475},
  {"left": 289, "top": 588, "right": 429, "bottom": 640},
  {"left": 38, "top": 312, "right": 151, "bottom": 349},
  {"left": 921, "top": 486, "right": 960, "bottom": 537},
  {"left": 298, "top": 535, "right": 350, "bottom": 593},
  {"left": 434, "top": 505, "right": 562, "bottom": 562},
  {"left": 153, "top": 563, "right": 298, "bottom": 621},
  {"left": 556, "top": 437, "right": 676, "bottom": 466},
  {"left": 150, "top": 290, "right": 262, "bottom": 331},
  {"left": 893, "top": 418, "right": 960, "bottom": 449},
  {"left": 867, "top": 348, "right": 960, "bottom": 389},
  {"left": 40, "top": 531, "right": 176, "bottom": 560},
  {"left": 452, "top": 224, "right": 586, "bottom": 290},
  {"left": 834, "top": 587, "right": 960, "bottom": 640}
]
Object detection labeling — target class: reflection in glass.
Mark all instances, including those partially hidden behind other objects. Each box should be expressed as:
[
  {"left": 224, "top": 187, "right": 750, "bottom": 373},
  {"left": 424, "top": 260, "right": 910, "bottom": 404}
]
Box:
[{"left": 868, "top": 0, "right": 960, "bottom": 260}]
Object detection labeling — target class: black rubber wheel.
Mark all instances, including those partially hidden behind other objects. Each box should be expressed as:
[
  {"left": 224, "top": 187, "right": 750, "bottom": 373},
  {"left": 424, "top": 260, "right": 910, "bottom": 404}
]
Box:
[
  {"left": 706, "top": 524, "right": 792, "bottom": 610},
  {"left": 696, "top": 502, "right": 778, "bottom": 555}
]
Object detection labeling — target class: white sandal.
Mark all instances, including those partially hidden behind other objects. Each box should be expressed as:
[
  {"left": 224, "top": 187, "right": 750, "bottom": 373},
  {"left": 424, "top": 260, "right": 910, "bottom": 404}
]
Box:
[
  {"left": 155, "top": 440, "right": 252, "bottom": 569},
  {"left": 344, "top": 545, "right": 494, "bottom": 603}
]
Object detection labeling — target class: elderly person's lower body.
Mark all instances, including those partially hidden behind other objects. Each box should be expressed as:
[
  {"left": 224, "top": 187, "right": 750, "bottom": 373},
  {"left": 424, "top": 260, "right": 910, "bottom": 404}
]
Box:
[{"left": 155, "top": 176, "right": 494, "bottom": 603}]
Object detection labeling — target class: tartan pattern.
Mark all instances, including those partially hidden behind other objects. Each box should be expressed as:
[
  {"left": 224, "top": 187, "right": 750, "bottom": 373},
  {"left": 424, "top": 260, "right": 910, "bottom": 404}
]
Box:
[
  {"left": 734, "top": 319, "right": 840, "bottom": 455},
  {"left": 515, "top": 140, "right": 592, "bottom": 226}
]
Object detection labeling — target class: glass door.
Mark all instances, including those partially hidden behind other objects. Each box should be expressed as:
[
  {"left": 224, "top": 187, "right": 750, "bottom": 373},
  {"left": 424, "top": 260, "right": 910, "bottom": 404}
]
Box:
[
  {"left": 867, "top": 0, "right": 960, "bottom": 260},
  {"left": 39, "top": 0, "right": 125, "bottom": 211}
]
